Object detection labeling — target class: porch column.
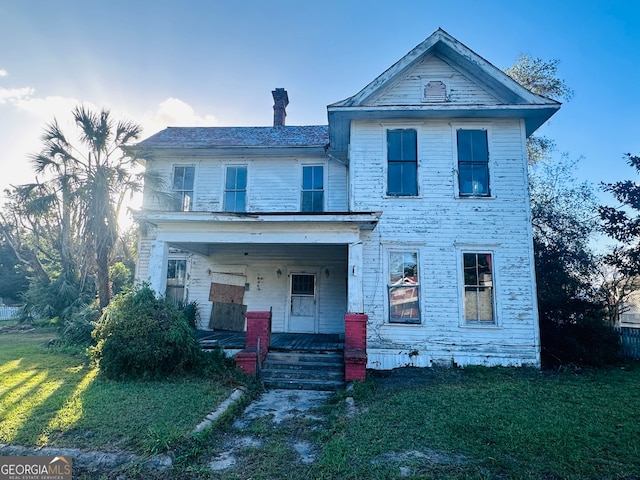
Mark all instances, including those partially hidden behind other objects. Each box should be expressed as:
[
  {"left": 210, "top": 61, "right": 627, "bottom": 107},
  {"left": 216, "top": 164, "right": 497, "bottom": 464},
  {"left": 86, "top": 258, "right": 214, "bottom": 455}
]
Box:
[
  {"left": 347, "top": 241, "right": 364, "bottom": 313},
  {"left": 147, "top": 240, "right": 168, "bottom": 296}
]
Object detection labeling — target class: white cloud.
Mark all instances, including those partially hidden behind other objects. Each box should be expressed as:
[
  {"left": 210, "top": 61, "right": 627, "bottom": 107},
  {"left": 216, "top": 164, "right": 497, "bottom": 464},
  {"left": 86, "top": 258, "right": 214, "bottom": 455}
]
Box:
[
  {"left": 141, "top": 97, "right": 217, "bottom": 136},
  {"left": 0, "top": 69, "right": 8, "bottom": 77},
  {"left": 0, "top": 86, "right": 35, "bottom": 105}
]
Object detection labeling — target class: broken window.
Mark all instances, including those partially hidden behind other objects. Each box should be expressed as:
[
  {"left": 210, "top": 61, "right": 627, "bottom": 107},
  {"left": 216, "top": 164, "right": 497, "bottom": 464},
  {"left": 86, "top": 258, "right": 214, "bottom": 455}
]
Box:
[
  {"left": 387, "top": 129, "right": 418, "bottom": 196},
  {"left": 172, "top": 165, "right": 195, "bottom": 211},
  {"left": 301, "top": 165, "right": 324, "bottom": 212},
  {"left": 463, "top": 252, "right": 495, "bottom": 324},
  {"left": 388, "top": 251, "right": 420, "bottom": 324},
  {"left": 224, "top": 165, "right": 247, "bottom": 212},
  {"left": 457, "top": 129, "right": 489, "bottom": 197}
]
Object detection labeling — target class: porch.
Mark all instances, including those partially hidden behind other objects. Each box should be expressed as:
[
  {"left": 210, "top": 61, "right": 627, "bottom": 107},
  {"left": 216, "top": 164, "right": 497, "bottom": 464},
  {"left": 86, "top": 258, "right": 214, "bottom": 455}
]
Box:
[{"left": 197, "top": 330, "right": 344, "bottom": 352}]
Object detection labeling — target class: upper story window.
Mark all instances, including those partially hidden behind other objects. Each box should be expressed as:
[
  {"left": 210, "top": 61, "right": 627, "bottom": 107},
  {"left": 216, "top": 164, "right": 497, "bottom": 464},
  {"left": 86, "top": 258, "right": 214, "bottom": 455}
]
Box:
[
  {"left": 172, "top": 165, "right": 194, "bottom": 211},
  {"left": 224, "top": 165, "right": 247, "bottom": 212},
  {"left": 463, "top": 252, "right": 495, "bottom": 324},
  {"left": 387, "top": 129, "right": 418, "bottom": 196},
  {"left": 388, "top": 251, "right": 420, "bottom": 324},
  {"left": 301, "top": 165, "right": 324, "bottom": 212},
  {"left": 457, "top": 129, "right": 489, "bottom": 197}
]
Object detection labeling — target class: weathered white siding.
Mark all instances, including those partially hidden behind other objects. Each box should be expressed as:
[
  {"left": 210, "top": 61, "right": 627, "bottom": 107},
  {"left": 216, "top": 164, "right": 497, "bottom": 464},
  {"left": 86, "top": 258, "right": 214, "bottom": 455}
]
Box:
[
  {"left": 350, "top": 118, "right": 539, "bottom": 367},
  {"left": 142, "top": 154, "right": 348, "bottom": 213},
  {"left": 370, "top": 55, "right": 499, "bottom": 106}
]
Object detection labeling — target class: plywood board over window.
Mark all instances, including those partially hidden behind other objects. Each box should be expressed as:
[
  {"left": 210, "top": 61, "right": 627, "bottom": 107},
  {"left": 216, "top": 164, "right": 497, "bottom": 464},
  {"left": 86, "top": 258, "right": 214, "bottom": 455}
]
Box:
[{"left": 209, "top": 279, "right": 247, "bottom": 331}]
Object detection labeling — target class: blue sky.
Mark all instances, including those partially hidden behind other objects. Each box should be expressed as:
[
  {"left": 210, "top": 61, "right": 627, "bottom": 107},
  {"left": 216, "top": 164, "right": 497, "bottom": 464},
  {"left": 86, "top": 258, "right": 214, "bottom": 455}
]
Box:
[{"left": 1, "top": 0, "right": 639, "bottom": 213}]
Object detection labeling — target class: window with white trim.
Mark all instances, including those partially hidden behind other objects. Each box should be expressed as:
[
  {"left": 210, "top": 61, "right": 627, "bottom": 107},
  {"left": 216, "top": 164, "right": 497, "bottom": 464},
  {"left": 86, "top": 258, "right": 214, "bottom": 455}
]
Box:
[
  {"left": 463, "top": 252, "right": 495, "bottom": 324},
  {"left": 457, "top": 129, "right": 490, "bottom": 197},
  {"left": 172, "top": 165, "right": 194, "bottom": 211},
  {"left": 388, "top": 251, "right": 420, "bottom": 324},
  {"left": 224, "top": 165, "right": 247, "bottom": 212},
  {"left": 301, "top": 165, "right": 324, "bottom": 212},
  {"left": 387, "top": 129, "right": 418, "bottom": 196}
]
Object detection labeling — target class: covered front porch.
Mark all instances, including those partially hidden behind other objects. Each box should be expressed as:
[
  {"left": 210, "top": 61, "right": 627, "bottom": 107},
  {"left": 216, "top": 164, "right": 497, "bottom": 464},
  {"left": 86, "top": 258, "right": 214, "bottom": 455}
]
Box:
[{"left": 140, "top": 211, "right": 379, "bottom": 335}]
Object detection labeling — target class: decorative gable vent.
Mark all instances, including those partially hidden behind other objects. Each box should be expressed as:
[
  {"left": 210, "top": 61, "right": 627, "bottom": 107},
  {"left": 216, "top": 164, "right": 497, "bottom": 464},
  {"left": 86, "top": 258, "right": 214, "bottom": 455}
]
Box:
[{"left": 423, "top": 81, "right": 447, "bottom": 103}]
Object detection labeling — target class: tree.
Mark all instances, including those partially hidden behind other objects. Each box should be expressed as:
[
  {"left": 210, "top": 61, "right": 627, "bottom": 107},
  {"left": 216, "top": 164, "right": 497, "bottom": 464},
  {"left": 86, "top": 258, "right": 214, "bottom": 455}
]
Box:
[
  {"left": 599, "top": 153, "right": 640, "bottom": 276},
  {"left": 506, "top": 56, "right": 620, "bottom": 366},
  {"left": 504, "top": 54, "right": 573, "bottom": 164},
  {"left": 0, "top": 106, "right": 145, "bottom": 313}
]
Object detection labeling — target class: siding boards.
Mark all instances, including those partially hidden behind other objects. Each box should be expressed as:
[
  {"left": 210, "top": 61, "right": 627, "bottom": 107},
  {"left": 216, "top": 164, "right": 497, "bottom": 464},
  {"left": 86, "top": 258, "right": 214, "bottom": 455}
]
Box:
[
  {"left": 351, "top": 117, "right": 538, "bottom": 366},
  {"left": 370, "top": 55, "right": 499, "bottom": 106},
  {"left": 143, "top": 154, "right": 347, "bottom": 213}
]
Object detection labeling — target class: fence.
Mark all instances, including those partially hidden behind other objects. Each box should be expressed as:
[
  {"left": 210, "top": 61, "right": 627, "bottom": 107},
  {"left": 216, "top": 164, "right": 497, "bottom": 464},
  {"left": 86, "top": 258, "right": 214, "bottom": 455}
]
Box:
[
  {"left": 0, "top": 306, "right": 19, "bottom": 321},
  {"left": 616, "top": 327, "right": 640, "bottom": 360}
]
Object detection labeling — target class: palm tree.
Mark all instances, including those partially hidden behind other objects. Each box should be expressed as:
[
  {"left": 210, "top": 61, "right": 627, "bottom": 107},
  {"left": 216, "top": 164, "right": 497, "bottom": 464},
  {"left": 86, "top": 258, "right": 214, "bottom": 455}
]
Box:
[{"left": 30, "top": 106, "right": 144, "bottom": 309}]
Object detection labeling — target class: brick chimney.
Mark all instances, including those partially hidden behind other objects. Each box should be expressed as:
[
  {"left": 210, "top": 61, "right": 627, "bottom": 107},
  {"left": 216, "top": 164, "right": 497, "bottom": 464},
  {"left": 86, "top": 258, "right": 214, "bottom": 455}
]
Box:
[{"left": 272, "top": 88, "right": 289, "bottom": 127}]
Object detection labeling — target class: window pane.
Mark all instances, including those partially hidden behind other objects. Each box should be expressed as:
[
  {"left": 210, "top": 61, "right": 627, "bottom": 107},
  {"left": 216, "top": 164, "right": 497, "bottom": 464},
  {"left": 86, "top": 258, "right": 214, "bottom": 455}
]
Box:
[
  {"left": 457, "top": 130, "right": 473, "bottom": 161},
  {"left": 464, "top": 287, "right": 479, "bottom": 322},
  {"left": 236, "top": 166, "right": 247, "bottom": 189},
  {"left": 478, "top": 287, "right": 494, "bottom": 321},
  {"left": 292, "top": 274, "right": 314, "bottom": 295},
  {"left": 471, "top": 130, "right": 488, "bottom": 162},
  {"left": 183, "top": 166, "right": 195, "bottom": 189},
  {"left": 459, "top": 163, "right": 489, "bottom": 196},
  {"left": 303, "top": 167, "right": 313, "bottom": 190},
  {"left": 387, "top": 163, "right": 403, "bottom": 194},
  {"left": 401, "top": 163, "right": 417, "bottom": 196},
  {"left": 312, "top": 166, "right": 323, "bottom": 189},
  {"left": 389, "top": 286, "right": 419, "bottom": 322},
  {"left": 225, "top": 167, "right": 237, "bottom": 189},
  {"left": 402, "top": 130, "right": 417, "bottom": 160},
  {"left": 173, "top": 167, "right": 185, "bottom": 190},
  {"left": 388, "top": 131, "right": 402, "bottom": 160},
  {"left": 463, "top": 253, "right": 477, "bottom": 285}
]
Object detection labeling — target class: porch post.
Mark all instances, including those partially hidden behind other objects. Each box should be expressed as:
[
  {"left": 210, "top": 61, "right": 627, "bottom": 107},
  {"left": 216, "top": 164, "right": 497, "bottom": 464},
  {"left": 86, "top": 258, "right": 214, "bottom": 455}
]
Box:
[
  {"left": 147, "top": 240, "right": 168, "bottom": 296},
  {"left": 344, "top": 313, "right": 368, "bottom": 382},
  {"left": 235, "top": 310, "right": 272, "bottom": 376},
  {"left": 347, "top": 241, "right": 364, "bottom": 313}
]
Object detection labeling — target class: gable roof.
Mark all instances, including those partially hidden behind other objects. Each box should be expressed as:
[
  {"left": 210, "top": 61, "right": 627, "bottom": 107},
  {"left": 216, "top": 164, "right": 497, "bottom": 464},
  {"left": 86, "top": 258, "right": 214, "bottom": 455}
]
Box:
[{"left": 327, "top": 28, "right": 561, "bottom": 159}]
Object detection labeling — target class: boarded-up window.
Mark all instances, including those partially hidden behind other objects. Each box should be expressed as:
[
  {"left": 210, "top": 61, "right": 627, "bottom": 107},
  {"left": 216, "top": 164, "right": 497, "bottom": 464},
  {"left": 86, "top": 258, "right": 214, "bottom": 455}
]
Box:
[
  {"left": 209, "top": 273, "right": 247, "bottom": 331},
  {"left": 424, "top": 81, "right": 447, "bottom": 102},
  {"left": 463, "top": 252, "right": 495, "bottom": 324}
]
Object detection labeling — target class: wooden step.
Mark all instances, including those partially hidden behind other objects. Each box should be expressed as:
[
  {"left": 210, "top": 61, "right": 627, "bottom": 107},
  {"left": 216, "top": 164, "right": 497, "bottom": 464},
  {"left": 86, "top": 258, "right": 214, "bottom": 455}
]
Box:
[{"left": 261, "top": 351, "right": 345, "bottom": 391}]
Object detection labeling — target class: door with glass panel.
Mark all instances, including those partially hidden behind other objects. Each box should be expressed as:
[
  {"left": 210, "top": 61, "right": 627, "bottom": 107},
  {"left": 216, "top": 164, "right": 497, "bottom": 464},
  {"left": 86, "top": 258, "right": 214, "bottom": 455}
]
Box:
[{"left": 288, "top": 272, "right": 317, "bottom": 333}]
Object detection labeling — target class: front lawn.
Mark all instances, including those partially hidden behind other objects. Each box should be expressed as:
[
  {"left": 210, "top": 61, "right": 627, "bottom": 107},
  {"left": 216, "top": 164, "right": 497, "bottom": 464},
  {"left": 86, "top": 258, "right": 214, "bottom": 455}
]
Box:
[
  {"left": 314, "top": 366, "right": 640, "bottom": 479},
  {"left": 0, "top": 330, "right": 233, "bottom": 454}
]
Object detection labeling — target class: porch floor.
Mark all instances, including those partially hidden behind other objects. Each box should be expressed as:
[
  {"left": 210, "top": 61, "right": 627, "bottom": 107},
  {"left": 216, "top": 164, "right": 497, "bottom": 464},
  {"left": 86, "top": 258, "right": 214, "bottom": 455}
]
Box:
[{"left": 196, "top": 330, "right": 344, "bottom": 352}]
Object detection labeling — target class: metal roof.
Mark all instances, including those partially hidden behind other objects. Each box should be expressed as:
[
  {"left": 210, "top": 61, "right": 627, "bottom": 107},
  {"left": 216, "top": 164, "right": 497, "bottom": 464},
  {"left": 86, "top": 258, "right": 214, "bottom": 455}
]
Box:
[{"left": 138, "top": 125, "right": 329, "bottom": 149}]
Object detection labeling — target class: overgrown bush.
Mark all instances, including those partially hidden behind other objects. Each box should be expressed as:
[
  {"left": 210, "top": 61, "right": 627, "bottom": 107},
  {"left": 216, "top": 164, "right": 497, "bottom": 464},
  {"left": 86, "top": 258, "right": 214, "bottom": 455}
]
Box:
[
  {"left": 90, "top": 285, "right": 204, "bottom": 379},
  {"left": 540, "top": 301, "right": 622, "bottom": 369}
]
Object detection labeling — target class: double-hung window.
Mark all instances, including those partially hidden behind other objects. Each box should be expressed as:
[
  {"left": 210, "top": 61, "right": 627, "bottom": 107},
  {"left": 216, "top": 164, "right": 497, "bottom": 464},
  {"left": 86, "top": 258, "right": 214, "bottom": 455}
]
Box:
[
  {"left": 463, "top": 252, "right": 495, "bottom": 324},
  {"left": 388, "top": 251, "right": 420, "bottom": 324},
  {"left": 387, "top": 129, "right": 418, "bottom": 196},
  {"left": 457, "top": 129, "right": 489, "bottom": 197},
  {"left": 172, "top": 165, "right": 195, "bottom": 211},
  {"left": 301, "top": 165, "right": 324, "bottom": 212},
  {"left": 224, "top": 166, "right": 247, "bottom": 212}
]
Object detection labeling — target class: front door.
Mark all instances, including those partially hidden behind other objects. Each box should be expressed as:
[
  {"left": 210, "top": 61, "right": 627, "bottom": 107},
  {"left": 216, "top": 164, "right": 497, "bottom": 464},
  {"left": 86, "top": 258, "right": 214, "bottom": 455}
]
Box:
[{"left": 288, "top": 273, "right": 317, "bottom": 333}]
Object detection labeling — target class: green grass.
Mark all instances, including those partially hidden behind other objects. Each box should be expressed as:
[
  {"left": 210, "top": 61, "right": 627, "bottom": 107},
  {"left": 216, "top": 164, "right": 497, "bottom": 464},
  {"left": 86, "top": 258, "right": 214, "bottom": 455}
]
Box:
[
  {"left": 0, "top": 329, "right": 233, "bottom": 454},
  {"left": 311, "top": 366, "right": 640, "bottom": 479},
  {"left": 3, "top": 329, "right": 640, "bottom": 479}
]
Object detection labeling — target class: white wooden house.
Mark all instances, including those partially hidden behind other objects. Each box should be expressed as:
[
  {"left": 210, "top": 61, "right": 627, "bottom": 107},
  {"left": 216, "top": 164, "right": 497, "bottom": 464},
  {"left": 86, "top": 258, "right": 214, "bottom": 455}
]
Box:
[{"left": 134, "top": 29, "right": 560, "bottom": 370}]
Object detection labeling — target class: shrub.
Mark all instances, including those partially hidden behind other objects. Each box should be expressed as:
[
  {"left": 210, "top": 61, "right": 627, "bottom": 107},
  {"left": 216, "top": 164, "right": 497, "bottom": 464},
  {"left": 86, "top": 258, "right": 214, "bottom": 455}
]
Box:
[
  {"left": 540, "top": 300, "right": 622, "bottom": 368},
  {"left": 90, "top": 285, "right": 203, "bottom": 379},
  {"left": 59, "top": 306, "right": 100, "bottom": 346}
]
